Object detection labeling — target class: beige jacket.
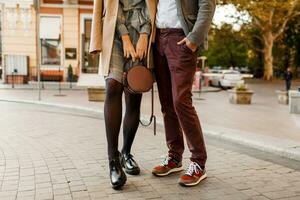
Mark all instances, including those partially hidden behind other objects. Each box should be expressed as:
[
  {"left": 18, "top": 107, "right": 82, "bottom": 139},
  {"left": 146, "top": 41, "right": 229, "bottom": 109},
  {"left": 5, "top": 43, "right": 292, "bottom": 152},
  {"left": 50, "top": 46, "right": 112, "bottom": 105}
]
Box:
[{"left": 89, "top": 0, "right": 157, "bottom": 76}]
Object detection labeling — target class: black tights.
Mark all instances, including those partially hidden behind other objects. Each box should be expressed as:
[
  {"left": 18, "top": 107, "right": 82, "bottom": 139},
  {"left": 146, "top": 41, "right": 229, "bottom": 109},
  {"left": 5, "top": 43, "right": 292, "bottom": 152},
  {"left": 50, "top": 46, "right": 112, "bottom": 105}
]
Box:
[{"left": 104, "top": 78, "right": 142, "bottom": 160}]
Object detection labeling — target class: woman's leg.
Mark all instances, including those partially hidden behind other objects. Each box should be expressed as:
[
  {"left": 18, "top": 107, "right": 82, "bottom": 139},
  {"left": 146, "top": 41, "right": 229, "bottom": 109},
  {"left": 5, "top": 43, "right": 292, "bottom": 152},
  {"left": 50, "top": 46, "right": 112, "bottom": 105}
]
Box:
[
  {"left": 104, "top": 78, "right": 124, "bottom": 159},
  {"left": 121, "top": 90, "right": 142, "bottom": 155}
]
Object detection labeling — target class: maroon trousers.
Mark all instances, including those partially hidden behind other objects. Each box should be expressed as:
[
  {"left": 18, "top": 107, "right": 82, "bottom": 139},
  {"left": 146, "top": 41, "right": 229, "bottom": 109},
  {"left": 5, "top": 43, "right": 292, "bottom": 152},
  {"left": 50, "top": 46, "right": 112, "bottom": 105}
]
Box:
[{"left": 154, "top": 29, "right": 207, "bottom": 167}]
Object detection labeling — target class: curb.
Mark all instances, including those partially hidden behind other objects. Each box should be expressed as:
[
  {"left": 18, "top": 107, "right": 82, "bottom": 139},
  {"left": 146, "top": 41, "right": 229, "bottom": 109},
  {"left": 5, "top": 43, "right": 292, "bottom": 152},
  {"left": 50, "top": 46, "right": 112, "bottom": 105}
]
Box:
[
  {"left": 0, "top": 87, "right": 85, "bottom": 91},
  {"left": 1, "top": 98, "right": 300, "bottom": 162},
  {"left": 204, "top": 128, "right": 300, "bottom": 162}
]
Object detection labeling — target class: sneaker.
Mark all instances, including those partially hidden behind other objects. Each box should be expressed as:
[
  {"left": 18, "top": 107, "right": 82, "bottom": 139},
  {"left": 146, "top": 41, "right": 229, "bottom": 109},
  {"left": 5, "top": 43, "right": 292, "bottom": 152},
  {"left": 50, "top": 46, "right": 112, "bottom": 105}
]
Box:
[
  {"left": 152, "top": 154, "right": 183, "bottom": 177},
  {"left": 178, "top": 161, "right": 207, "bottom": 187}
]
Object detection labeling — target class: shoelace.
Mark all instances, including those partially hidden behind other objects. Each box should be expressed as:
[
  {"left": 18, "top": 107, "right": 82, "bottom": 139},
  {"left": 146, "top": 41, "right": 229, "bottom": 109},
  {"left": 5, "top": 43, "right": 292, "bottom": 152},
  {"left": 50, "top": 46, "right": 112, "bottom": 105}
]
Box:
[
  {"left": 185, "top": 162, "right": 202, "bottom": 176},
  {"left": 161, "top": 155, "right": 172, "bottom": 166}
]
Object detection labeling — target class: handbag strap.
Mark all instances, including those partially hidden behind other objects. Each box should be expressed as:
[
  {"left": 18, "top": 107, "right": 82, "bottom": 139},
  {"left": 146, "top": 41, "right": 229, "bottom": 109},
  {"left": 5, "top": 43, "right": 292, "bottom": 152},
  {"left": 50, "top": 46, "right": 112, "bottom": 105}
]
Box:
[{"left": 139, "top": 86, "right": 157, "bottom": 135}]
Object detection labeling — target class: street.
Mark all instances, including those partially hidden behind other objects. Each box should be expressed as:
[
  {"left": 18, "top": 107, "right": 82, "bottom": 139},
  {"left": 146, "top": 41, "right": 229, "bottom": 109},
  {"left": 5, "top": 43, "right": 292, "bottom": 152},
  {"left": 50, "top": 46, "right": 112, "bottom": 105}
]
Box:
[{"left": 0, "top": 101, "right": 300, "bottom": 200}]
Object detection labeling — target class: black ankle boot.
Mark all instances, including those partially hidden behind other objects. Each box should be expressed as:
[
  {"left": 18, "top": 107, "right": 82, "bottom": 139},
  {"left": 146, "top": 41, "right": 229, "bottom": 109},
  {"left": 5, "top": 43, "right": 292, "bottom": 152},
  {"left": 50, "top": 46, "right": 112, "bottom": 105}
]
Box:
[
  {"left": 109, "top": 158, "right": 127, "bottom": 189},
  {"left": 121, "top": 153, "right": 140, "bottom": 175}
]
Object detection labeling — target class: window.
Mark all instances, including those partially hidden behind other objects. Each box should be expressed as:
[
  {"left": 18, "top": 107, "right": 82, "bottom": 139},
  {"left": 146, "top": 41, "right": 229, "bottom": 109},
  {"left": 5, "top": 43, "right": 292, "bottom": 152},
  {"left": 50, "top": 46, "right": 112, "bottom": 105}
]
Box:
[
  {"left": 81, "top": 18, "right": 99, "bottom": 74},
  {"left": 40, "top": 16, "right": 61, "bottom": 67}
]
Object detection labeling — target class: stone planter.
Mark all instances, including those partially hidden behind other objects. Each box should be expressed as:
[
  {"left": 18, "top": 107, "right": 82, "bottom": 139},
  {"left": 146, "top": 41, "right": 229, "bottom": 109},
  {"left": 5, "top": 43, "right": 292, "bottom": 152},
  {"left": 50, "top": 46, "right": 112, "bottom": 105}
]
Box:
[
  {"left": 276, "top": 90, "right": 289, "bottom": 105},
  {"left": 289, "top": 90, "right": 300, "bottom": 114},
  {"left": 228, "top": 90, "right": 254, "bottom": 104},
  {"left": 87, "top": 87, "right": 106, "bottom": 102}
]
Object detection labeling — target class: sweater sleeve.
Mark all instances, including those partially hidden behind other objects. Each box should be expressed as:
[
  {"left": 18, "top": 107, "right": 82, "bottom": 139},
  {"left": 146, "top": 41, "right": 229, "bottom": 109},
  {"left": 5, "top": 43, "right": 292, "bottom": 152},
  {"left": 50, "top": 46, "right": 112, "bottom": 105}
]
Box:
[
  {"left": 139, "top": 22, "right": 151, "bottom": 35},
  {"left": 186, "top": 0, "right": 216, "bottom": 46},
  {"left": 139, "top": 6, "right": 151, "bottom": 35}
]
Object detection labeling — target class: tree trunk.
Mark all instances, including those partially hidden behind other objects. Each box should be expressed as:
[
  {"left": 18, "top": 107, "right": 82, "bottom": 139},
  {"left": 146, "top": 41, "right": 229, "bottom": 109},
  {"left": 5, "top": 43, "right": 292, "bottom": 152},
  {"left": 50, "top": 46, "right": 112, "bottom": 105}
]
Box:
[{"left": 263, "top": 31, "right": 274, "bottom": 81}]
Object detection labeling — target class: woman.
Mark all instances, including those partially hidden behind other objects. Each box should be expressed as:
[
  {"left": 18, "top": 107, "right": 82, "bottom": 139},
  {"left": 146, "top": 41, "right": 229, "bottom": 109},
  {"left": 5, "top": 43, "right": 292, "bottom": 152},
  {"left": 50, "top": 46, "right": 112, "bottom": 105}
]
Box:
[{"left": 90, "top": 0, "right": 156, "bottom": 189}]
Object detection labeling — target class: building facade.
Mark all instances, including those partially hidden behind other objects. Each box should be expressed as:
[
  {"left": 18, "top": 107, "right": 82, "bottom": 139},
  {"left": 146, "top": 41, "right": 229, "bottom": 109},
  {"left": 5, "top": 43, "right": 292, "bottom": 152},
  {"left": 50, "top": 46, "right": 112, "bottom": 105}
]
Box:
[{"left": 0, "top": 0, "right": 99, "bottom": 84}]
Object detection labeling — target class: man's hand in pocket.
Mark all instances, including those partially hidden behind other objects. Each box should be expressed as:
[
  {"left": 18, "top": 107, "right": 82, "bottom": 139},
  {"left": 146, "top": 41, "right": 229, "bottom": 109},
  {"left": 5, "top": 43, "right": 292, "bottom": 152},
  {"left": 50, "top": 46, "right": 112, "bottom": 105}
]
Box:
[{"left": 177, "top": 38, "right": 197, "bottom": 52}]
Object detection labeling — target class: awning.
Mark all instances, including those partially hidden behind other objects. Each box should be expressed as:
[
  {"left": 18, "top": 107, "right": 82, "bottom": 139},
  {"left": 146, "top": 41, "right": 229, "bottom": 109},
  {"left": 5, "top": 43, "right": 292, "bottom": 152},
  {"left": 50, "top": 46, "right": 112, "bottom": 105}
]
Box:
[
  {"left": 42, "top": 0, "right": 93, "bottom": 5},
  {"left": 2, "top": 1, "right": 33, "bottom": 8},
  {"left": 40, "top": 16, "right": 61, "bottom": 39}
]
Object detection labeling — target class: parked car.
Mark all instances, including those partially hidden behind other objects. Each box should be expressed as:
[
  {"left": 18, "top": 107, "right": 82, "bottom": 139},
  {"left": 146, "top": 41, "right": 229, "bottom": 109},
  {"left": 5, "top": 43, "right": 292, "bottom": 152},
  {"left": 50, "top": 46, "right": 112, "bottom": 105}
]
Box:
[
  {"left": 210, "top": 66, "right": 223, "bottom": 73},
  {"left": 240, "top": 67, "right": 250, "bottom": 74},
  {"left": 209, "top": 70, "right": 246, "bottom": 89}
]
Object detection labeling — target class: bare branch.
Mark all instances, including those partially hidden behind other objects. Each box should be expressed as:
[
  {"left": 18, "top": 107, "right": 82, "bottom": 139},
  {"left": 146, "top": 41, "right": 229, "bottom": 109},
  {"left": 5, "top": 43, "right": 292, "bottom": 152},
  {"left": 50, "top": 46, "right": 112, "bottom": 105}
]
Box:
[
  {"left": 253, "top": 17, "right": 264, "bottom": 30},
  {"left": 268, "top": 8, "right": 274, "bottom": 25},
  {"left": 250, "top": 45, "right": 264, "bottom": 53},
  {"left": 273, "top": 0, "right": 299, "bottom": 39},
  {"left": 290, "top": 11, "right": 300, "bottom": 19},
  {"left": 242, "top": 34, "right": 264, "bottom": 53},
  {"left": 262, "top": 34, "right": 268, "bottom": 43},
  {"left": 253, "top": 35, "right": 263, "bottom": 41}
]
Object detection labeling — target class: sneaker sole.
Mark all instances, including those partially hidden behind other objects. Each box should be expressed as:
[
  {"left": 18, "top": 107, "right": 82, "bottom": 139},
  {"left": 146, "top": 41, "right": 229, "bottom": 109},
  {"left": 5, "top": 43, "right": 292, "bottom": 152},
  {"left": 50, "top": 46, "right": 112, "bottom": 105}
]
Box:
[
  {"left": 152, "top": 166, "right": 184, "bottom": 177},
  {"left": 178, "top": 173, "right": 207, "bottom": 187}
]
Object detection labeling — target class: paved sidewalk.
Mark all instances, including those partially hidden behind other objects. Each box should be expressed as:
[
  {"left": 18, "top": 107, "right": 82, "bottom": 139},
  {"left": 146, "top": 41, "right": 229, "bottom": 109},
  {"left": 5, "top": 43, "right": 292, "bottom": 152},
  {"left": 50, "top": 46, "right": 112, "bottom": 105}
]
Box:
[
  {"left": 1, "top": 101, "right": 300, "bottom": 200},
  {"left": 0, "top": 79, "right": 300, "bottom": 161}
]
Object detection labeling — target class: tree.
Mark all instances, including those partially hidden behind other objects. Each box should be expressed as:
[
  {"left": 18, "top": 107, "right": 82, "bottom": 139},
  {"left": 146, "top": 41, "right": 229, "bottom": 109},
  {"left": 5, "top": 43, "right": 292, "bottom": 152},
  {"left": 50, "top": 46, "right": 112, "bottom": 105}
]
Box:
[
  {"left": 281, "top": 16, "right": 300, "bottom": 77},
  {"left": 67, "top": 64, "right": 73, "bottom": 82},
  {"left": 204, "top": 24, "right": 248, "bottom": 68},
  {"left": 220, "top": 0, "right": 300, "bottom": 80},
  {"left": 243, "top": 26, "right": 264, "bottom": 78}
]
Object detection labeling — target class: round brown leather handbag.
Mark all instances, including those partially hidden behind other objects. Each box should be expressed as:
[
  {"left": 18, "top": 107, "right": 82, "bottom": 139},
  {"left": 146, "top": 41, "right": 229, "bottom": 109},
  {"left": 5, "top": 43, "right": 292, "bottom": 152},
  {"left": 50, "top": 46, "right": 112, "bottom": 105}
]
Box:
[{"left": 124, "top": 65, "right": 154, "bottom": 94}]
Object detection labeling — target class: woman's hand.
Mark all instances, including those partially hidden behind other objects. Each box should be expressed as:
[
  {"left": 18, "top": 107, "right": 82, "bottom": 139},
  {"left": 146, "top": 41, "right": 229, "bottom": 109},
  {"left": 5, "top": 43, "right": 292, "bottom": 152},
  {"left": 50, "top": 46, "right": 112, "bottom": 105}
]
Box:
[
  {"left": 122, "top": 35, "right": 137, "bottom": 61},
  {"left": 136, "top": 33, "right": 148, "bottom": 60}
]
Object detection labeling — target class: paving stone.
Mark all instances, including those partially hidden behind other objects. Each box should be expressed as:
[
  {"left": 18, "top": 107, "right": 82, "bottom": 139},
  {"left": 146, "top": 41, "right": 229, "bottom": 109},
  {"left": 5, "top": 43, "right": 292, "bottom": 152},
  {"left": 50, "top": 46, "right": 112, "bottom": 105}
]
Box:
[
  {"left": 0, "top": 102, "right": 299, "bottom": 200},
  {"left": 54, "top": 194, "right": 73, "bottom": 200}
]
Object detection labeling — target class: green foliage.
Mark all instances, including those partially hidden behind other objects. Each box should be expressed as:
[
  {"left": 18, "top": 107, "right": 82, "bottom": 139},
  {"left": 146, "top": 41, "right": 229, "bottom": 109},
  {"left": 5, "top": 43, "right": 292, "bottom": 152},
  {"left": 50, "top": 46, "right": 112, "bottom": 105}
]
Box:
[
  {"left": 247, "top": 53, "right": 264, "bottom": 78},
  {"left": 267, "top": 15, "right": 300, "bottom": 78},
  {"left": 220, "top": 0, "right": 300, "bottom": 33},
  {"left": 219, "top": 0, "right": 300, "bottom": 80},
  {"left": 281, "top": 16, "right": 300, "bottom": 77},
  {"left": 234, "top": 83, "right": 248, "bottom": 91},
  {"left": 67, "top": 64, "right": 73, "bottom": 81},
  {"left": 240, "top": 25, "right": 264, "bottom": 78},
  {"left": 204, "top": 24, "right": 248, "bottom": 68}
]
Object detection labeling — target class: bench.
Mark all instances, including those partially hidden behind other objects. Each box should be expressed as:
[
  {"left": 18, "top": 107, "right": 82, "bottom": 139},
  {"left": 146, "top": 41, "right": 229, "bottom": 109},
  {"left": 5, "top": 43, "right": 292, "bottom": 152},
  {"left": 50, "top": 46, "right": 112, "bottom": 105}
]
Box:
[{"left": 41, "top": 70, "right": 63, "bottom": 81}]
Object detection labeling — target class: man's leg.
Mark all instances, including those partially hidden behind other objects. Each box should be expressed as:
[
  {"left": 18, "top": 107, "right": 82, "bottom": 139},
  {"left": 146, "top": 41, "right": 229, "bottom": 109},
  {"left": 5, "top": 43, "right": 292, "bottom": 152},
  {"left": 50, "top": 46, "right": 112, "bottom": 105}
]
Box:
[
  {"left": 154, "top": 38, "right": 184, "bottom": 160},
  {"left": 287, "top": 81, "right": 291, "bottom": 91},
  {"left": 151, "top": 30, "right": 185, "bottom": 177},
  {"left": 164, "top": 32, "right": 207, "bottom": 167},
  {"left": 164, "top": 31, "right": 208, "bottom": 186}
]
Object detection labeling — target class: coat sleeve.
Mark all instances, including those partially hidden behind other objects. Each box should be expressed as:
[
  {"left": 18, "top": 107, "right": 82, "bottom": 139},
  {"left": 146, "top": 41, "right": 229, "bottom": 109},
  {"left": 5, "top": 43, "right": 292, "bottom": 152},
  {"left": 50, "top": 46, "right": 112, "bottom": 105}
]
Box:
[
  {"left": 89, "top": 0, "right": 103, "bottom": 54},
  {"left": 186, "top": 0, "right": 216, "bottom": 46}
]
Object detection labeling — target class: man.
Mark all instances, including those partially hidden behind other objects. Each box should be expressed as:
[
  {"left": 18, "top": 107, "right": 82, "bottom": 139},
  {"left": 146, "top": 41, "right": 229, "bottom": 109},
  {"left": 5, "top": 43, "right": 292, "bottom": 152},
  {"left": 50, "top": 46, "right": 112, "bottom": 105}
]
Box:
[
  {"left": 152, "top": 0, "right": 216, "bottom": 187},
  {"left": 284, "top": 67, "right": 293, "bottom": 91}
]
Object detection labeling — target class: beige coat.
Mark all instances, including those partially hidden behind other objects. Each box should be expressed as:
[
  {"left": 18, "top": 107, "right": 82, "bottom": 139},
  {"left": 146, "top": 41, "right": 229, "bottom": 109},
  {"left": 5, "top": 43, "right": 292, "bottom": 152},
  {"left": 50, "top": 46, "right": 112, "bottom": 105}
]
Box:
[{"left": 89, "top": 0, "right": 157, "bottom": 76}]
